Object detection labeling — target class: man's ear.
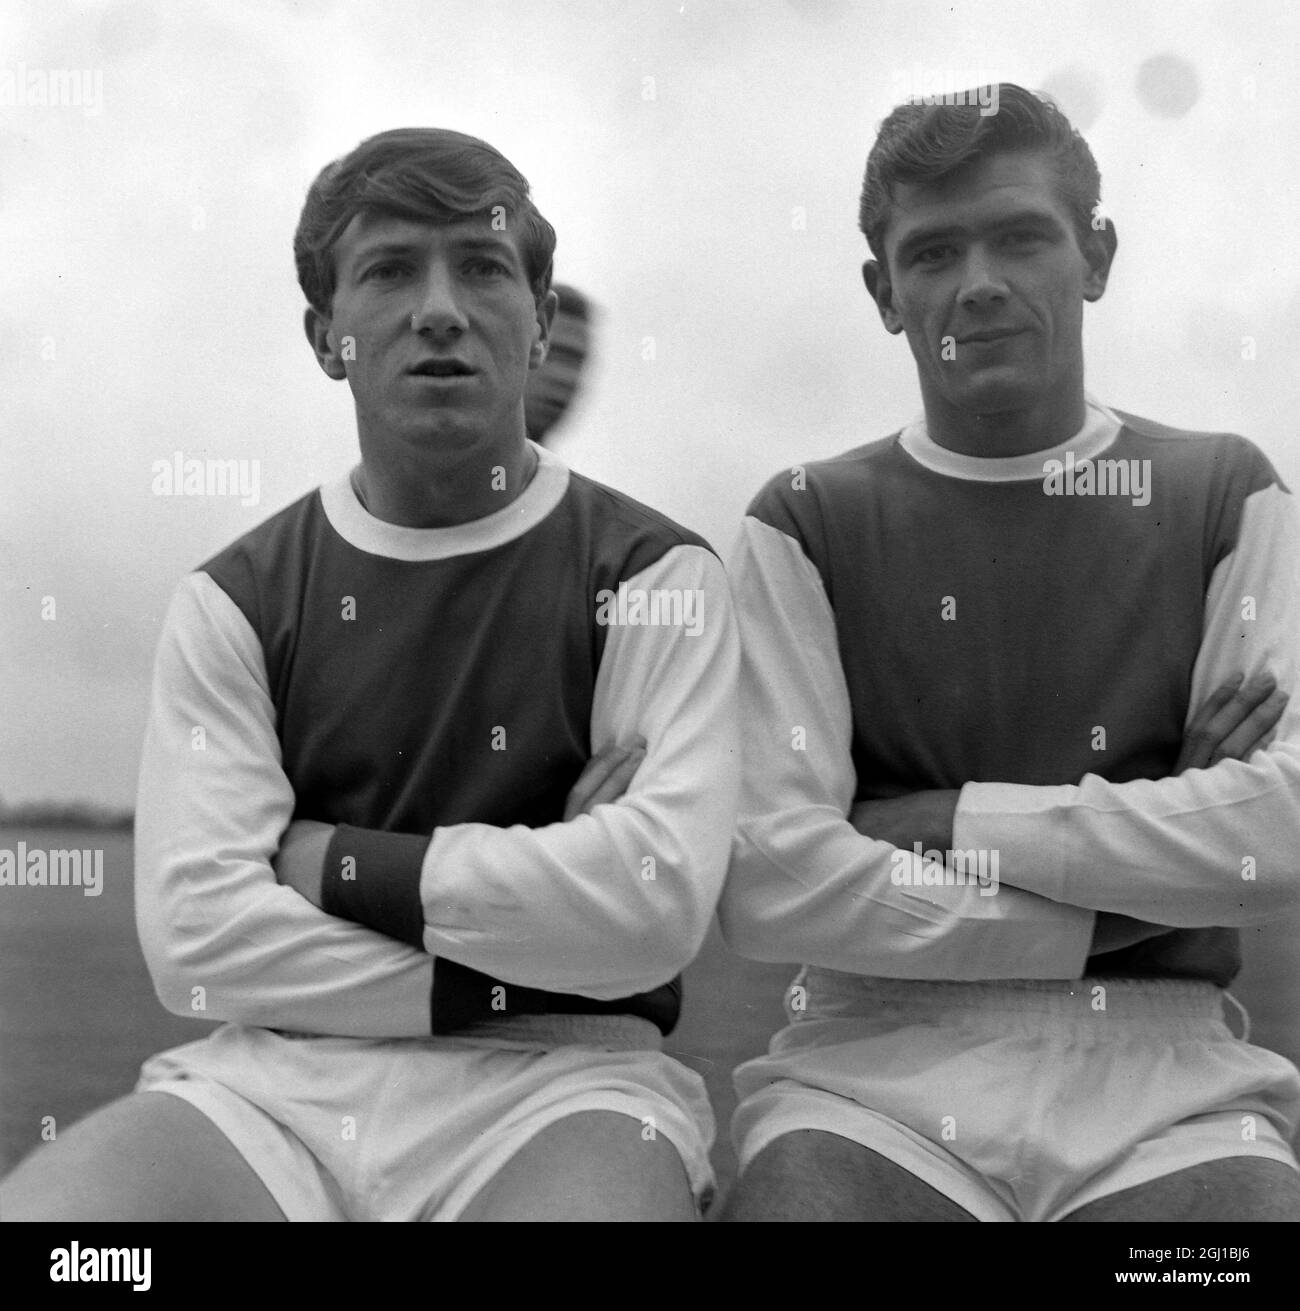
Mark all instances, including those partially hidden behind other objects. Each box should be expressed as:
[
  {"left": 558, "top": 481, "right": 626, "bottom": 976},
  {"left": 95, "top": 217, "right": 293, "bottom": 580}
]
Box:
[
  {"left": 528, "top": 289, "right": 559, "bottom": 371},
  {"left": 1081, "top": 220, "right": 1117, "bottom": 304},
  {"left": 304, "top": 306, "right": 348, "bottom": 381},
  {"left": 862, "top": 259, "right": 904, "bottom": 335}
]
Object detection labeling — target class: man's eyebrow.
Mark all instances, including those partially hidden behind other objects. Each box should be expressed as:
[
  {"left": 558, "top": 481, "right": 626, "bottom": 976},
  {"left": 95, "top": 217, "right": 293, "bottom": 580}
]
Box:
[
  {"left": 895, "top": 208, "right": 1067, "bottom": 258},
  {"left": 348, "top": 239, "right": 420, "bottom": 260},
  {"left": 986, "top": 208, "right": 1067, "bottom": 232},
  {"left": 343, "top": 234, "right": 522, "bottom": 273},
  {"left": 448, "top": 235, "right": 523, "bottom": 263}
]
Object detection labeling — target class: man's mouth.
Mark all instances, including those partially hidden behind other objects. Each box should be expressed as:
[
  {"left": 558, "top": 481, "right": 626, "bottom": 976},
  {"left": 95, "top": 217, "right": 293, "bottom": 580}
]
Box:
[
  {"left": 408, "top": 359, "right": 475, "bottom": 377},
  {"left": 956, "top": 329, "right": 1025, "bottom": 345}
]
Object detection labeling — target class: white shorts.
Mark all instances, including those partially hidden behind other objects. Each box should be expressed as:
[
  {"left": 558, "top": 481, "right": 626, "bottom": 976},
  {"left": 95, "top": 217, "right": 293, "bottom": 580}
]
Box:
[
  {"left": 136, "top": 1014, "right": 714, "bottom": 1221},
  {"left": 733, "top": 970, "right": 1300, "bottom": 1222}
]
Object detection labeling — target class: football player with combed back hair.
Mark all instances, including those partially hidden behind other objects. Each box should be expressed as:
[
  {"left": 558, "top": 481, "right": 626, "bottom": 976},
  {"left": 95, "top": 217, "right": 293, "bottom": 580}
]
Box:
[
  {"left": 719, "top": 84, "right": 1300, "bottom": 1223},
  {"left": 2, "top": 127, "right": 739, "bottom": 1223}
]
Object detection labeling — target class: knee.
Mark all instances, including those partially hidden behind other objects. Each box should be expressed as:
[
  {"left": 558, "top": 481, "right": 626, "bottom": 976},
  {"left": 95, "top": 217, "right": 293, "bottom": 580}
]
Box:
[
  {"left": 458, "top": 1110, "right": 697, "bottom": 1222},
  {"left": 719, "top": 1130, "right": 856, "bottom": 1221},
  {"left": 720, "top": 1129, "right": 978, "bottom": 1222}
]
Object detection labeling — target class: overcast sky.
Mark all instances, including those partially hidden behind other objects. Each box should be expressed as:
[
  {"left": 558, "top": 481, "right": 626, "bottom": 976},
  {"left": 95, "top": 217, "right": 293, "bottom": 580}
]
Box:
[{"left": 4, "top": 0, "right": 1297, "bottom": 807}]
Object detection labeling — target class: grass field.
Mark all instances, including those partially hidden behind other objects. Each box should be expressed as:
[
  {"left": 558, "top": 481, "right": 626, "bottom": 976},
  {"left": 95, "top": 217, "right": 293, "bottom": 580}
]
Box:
[{"left": 3, "top": 824, "right": 1298, "bottom": 1203}]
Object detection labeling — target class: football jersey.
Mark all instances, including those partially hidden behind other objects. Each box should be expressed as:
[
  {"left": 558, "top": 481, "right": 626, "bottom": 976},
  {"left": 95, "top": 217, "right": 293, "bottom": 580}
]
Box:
[
  {"left": 722, "top": 401, "right": 1300, "bottom": 981},
  {"left": 135, "top": 444, "right": 740, "bottom": 1037}
]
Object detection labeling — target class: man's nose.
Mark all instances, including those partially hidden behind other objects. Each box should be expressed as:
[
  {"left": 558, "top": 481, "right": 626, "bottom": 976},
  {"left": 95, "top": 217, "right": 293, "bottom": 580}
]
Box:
[
  {"left": 411, "top": 264, "right": 468, "bottom": 335},
  {"left": 957, "top": 246, "right": 1009, "bottom": 308}
]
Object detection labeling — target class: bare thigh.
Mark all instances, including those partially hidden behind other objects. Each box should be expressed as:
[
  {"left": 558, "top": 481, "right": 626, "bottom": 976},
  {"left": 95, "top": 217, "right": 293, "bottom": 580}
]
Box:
[
  {"left": 0, "top": 1091, "right": 285, "bottom": 1222},
  {"left": 717, "top": 1128, "right": 978, "bottom": 1222},
  {"left": 1062, "top": 1156, "right": 1300, "bottom": 1222},
  {"left": 456, "top": 1109, "right": 696, "bottom": 1222}
]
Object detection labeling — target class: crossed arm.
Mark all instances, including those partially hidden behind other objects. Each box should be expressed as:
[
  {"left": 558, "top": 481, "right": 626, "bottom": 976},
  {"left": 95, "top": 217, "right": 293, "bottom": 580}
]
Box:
[
  {"left": 718, "top": 490, "right": 1300, "bottom": 978},
  {"left": 136, "top": 545, "right": 740, "bottom": 1035},
  {"left": 275, "top": 743, "right": 648, "bottom": 909},
  {"left": 848, "top": 672, "right": 1289, "bottom": 958}
]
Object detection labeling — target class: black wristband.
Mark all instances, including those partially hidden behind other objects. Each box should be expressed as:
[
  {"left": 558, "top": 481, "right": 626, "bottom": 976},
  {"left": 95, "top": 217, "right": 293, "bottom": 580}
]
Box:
[{"left": 321, "top": 824, "right": 429, "bottom": 948}]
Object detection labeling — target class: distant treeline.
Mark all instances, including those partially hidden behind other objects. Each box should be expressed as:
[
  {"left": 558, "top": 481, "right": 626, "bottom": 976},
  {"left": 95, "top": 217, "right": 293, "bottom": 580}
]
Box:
[{"left": 0, "top": 800, "right": 133, "bottom": 831}]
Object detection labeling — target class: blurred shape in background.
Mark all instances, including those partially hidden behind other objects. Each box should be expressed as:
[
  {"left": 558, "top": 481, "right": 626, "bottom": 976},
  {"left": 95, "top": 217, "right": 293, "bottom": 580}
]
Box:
[
  {"left": 1038, "top": 65, "right": 1106, "bottom": 131},
  {"left": 525, "top": 283, "right": 594, "bottom": 447},
  {"left": 1135, "top": 53, "right": 1201, "bottom": 118}
]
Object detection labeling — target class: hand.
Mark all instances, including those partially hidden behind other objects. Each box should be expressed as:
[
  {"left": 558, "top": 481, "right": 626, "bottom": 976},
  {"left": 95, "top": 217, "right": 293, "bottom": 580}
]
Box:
[
  {"left": 1174, "top": 671, "right": 1287, "bottom": 772},
  {"left": 563, "top": 738, "right": 647, "bottom": 821},
  {"left": 1090, "top": 671, "right": 1287, "bottom": 959},
  {"left": 848, "top": 789, "right": 960, "bottom": 852},
  {"left": 273, "top": 819, "right": 335, "bottom": 908}
]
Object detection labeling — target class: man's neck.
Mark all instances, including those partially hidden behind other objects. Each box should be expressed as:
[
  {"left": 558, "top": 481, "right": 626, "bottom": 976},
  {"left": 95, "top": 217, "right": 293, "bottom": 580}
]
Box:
[
  {"left": 923, "top": 388, "right": 1088, "bottom": 459},
  {"left": 352, "top": 436, "right": 538, "bottom": 529}
]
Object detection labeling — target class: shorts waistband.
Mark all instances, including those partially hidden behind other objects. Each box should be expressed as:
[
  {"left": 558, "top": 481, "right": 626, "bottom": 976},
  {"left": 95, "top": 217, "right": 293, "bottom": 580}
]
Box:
[
  {"left": 797, "top": 969, "right": 1226, "bottom": 1023},
  {"left": 451, "top": 1012, "right": 664, "bottom": 1050},
  {"left": 268, "top": 1013, "right": 663, "bottom": 1051}
]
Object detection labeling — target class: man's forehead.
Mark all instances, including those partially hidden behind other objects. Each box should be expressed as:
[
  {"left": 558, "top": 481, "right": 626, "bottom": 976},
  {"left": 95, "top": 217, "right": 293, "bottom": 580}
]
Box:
[
  {"left": 337, "top": 211, "right": 523, "bottom": 262},
  {"left": 885, "top": 151, "right": 1069, "bottom": 243}
]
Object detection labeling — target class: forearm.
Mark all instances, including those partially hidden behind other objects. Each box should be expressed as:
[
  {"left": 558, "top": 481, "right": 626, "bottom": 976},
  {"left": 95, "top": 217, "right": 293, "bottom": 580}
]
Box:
[
  {"left": 371, "top": 804, "right": 731, "bottom": 998},
  {"left": 720, "top": 809, "right": 1095, "bottom": 978},
  {"left": 137, "top": 854, "right": 434, "bottom": 1036},
  {"left": 846, "top": 789, "right": 1180, "bottom": 962},
  {"left": 956, "top": 739, "right": 1300, "bottom": 926}
]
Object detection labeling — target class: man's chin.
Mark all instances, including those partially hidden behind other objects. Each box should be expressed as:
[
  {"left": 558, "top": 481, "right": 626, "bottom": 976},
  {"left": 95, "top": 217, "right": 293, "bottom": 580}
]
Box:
[
  {"left": 946, "top": 372, "right": 1042, "bottom": 418},
  {"left": 397, "top": 413, "right": 485, "bottom": 450}
]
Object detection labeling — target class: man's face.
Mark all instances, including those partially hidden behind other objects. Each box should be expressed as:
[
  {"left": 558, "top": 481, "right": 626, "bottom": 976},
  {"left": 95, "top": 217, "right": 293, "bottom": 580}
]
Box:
[
  {"left": 869, "top": 150, "right": 1111, "bottom": 422},
  {"left": 524, "top": 308, "right": 590, "bottom": 442},
  {"left": 307, "top": 212, "right": 553, "bottom": 461}
]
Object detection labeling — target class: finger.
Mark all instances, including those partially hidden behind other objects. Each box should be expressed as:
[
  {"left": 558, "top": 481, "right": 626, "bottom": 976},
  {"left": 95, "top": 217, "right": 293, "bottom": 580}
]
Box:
[
  {"left": 1219, "top": 725, "right": 1275, "bottom": 766},
  {"left": 563, "top": 749, "right": 630, "bottom": 821},
  {"left": 1180, "top": 673, "right": 1275, "bottom": 771},
  {"left": 1175, "top": 674, "right": 1245, "bottom": 771},
  {"left": 1186, "top": 672, "right": 1264, "bottom": 744},
  {"left": 580, "top": 745, "right": 635, "bottom": 793},
  {"left": 566, "top": 754, "right": 641, "bottom": 820},
  {"left": 577, "top": 747, "right": 646, "bottom": 814},
  {"left": 1187, "top": 673, "right": 1247, "bottom": 728},
  {"left": 1209, "top": 688, "right": 1289, "bottom": 764},
  {"left": 1196, "top": 673, "right": 1278, "bottom": 759},
  {"left": 563, "top": 741, "right": 647, "bottom": 820}
]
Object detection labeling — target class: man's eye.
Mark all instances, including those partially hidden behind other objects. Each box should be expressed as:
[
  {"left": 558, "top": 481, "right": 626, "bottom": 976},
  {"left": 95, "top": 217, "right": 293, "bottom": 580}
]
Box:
[
  {"left": 465, "top": 258, "right": 508, "bottom": 278},
  {"left": 363, "top": 262, "right": 406, "bottom": 282},
  {"left": 914, "top": 245, "right": 955, "bottom": 266}
]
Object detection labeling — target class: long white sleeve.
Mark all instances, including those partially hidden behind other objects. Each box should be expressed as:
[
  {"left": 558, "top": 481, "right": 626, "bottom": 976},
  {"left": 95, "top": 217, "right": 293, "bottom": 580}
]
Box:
[
  {"left": 717, "top": 515, "right": 1095, "bottom": 978},
  {"left": 957, "top": 485, "right": 1300, "bottom": 926},
  {"left": 402, "top": 544, "right": 740, "bottom": 997},
  {"left": 134, "top": 572, "right": 435, "bottom": 1035}
]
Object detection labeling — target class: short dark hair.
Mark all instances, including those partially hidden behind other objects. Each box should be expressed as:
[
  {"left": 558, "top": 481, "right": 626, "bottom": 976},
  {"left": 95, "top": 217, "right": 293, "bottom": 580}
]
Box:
[
  {"left": 859, "top": 83, "right": 1104, "bottom": 266},
  {"left": 294, "top": 127, "right": 556, "bottom": 315}
]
